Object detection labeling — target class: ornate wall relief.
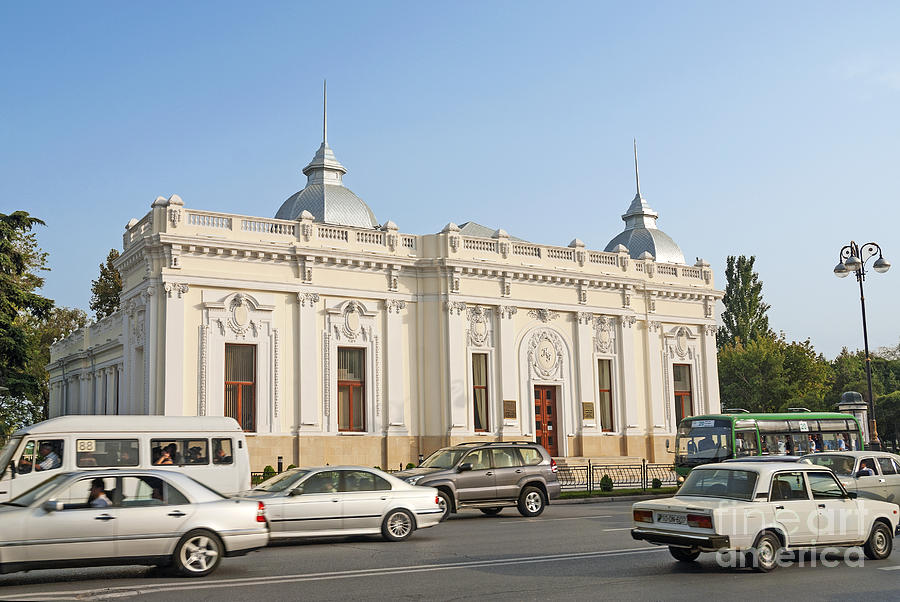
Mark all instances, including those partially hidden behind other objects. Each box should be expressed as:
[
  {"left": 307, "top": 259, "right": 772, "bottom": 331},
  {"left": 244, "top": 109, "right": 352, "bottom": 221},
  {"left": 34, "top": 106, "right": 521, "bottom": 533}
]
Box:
[
  {"left": 324, "top": 299, "right": 381, "bottom": 428},
  {"left": 466, "top": 305, "right": 493, "bottom": 347},
  {"left": 593, "top": 316, "right": 617, "bottom": 354},
  {"left": 528, "top": 329, "right": 565, "bottom": 381},
  {"left": 528, "top": 308, "right": 558, "bottom": 323}
]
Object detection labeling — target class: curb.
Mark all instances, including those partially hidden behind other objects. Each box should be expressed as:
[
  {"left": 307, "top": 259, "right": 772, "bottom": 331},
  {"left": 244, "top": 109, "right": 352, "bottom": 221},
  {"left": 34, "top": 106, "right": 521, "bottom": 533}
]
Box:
[{"left": 554, "top": 493, "right": 674, "bottom": 505}]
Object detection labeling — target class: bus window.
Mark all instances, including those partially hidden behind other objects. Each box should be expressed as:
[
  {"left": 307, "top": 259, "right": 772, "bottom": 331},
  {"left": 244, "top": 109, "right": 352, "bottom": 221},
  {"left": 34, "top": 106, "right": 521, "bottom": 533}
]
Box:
[
  {"left": 675, "top": 421, "right": 732, "bottom": 465},
  {"left": 734, "top": 431, "right": 758, "bottom": 457}
]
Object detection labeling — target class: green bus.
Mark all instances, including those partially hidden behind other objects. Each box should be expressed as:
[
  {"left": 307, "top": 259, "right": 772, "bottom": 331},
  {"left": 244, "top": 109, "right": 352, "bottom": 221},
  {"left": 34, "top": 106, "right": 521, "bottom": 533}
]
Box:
[{"left": 673, "top": 410, "right": 865, "bottom": 478}]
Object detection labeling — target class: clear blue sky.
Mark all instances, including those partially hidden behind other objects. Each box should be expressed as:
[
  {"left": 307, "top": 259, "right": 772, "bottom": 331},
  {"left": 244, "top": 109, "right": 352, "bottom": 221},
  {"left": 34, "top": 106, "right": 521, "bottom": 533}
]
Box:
[{"left": 2, "top": 1, "right": 898, "bottom": 359}]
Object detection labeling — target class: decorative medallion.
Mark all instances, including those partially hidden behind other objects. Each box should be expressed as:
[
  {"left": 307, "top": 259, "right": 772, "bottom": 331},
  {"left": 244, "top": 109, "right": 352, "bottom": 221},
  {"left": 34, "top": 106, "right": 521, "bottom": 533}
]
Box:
[
  {"left": 467, "top": 306, "right": 491, "bottom": 347},
  {"left": 227, "top": 293, "right": 254, "bottom": 337},
  {"left": 528, "top": 329, "right": 565, "bottom": 380},
  {"left": 594, "top": 316, "right": 615, "bottom": 353}
]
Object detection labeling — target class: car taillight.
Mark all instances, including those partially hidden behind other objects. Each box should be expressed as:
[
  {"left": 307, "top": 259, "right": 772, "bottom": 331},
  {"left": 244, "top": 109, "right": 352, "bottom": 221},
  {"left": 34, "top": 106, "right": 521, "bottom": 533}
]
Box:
[
  {"left": 550, "top": 459, "right": 558, "bottom": 473},
  {"left": 686, "top": 513, "right": 712, "bottom": 529},
  {"left": 633, "top": 509, "right": 653, "bottom": 523},
  {"left": 257, "top": 501, "right": 266, "bottom": 523}
]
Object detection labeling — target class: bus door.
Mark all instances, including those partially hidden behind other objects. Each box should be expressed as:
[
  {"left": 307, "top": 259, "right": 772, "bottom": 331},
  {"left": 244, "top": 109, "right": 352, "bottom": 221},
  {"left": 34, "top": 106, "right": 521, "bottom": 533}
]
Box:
[{"left": 734, "top": 430, "right": 759, "bottom": 457}]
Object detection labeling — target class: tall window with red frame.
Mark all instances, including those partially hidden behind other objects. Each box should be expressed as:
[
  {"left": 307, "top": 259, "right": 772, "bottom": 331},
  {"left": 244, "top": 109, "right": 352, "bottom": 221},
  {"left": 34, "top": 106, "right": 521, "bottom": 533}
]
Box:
[
  {"left": 472, "top": 353, "right": 489, "bottom": 432},
  {"left": 598, "top": 359, "right": 614, "bottom": 432},
  {"left": 338, "top": 348, "right": 365, "bottom": 432},
  {"left": 225, "top": 344, "right": 256, "bottom": 432},
  {"left": 673, "top": 364, "right": 693, "bottom": 423}
]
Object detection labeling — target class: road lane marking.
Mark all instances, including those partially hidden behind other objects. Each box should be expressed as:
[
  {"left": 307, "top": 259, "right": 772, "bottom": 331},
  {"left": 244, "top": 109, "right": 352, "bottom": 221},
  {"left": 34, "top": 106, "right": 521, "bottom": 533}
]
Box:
[
  {"left": 878, "top": 565, "right": 900, "bottom": 571},
  {"left": 0, "top": 547, "right": 665, "bottom": 600},
  {"left": 602, "top": 528, "right": 632, "bottom": 531},
  {"left": 503, "top": 515, "right": 613, "bottom": 524}
]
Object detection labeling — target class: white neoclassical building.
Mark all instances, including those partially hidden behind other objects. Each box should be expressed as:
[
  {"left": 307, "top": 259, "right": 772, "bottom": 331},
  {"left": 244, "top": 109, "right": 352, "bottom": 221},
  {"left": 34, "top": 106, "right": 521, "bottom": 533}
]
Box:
[{"left": 49, "top": 113, "right": 723, "bottom": 470}]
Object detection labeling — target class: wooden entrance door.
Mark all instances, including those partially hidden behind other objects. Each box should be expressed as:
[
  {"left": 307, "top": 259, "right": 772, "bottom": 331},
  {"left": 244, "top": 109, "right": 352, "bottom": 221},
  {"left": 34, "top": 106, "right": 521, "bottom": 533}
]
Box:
[{"left": 534, "top": 386, "right": 559, "bottom": 456}]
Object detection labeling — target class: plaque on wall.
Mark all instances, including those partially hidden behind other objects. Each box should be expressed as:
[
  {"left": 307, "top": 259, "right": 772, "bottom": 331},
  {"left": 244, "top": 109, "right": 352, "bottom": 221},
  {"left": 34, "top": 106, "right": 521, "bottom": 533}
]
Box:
[
  {"left": 503, "top": 400, "right": 517, "bottom": 420},
  {"left": 582, "top": 402, "right": 595, "bottom": 421}
]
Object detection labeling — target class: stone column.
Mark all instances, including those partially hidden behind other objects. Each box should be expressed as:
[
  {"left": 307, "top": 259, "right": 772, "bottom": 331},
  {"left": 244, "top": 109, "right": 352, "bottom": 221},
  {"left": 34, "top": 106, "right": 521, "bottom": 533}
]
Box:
[
  {"left": 646, "top": 321, "right": 668, "bottom": 432},
  {"left": 445, "top": 301, "right": 468, "bottom": 434},
  {"left": 496, "top": 306, "right": 518, "bottom": 433},
  {"left": 163, "top": 283, "right": 189, "bottom": 416},
  {"left": 117, "top": 365, "right": 125, "bottom": 414},
  {"left": 384, "top": 299, "right": 407, "bottom": 433},
  {"left": 145, "top": 286, "right": 158, "bottom": 414},
  {"left": 701, "top": 325, "right": 720, "bottom": 415},
  {"left": 297, "top": 292, "right": 320, "bottom": 430},
  {"left": 94, "top": 371, "right": 104, "bottom": 414},
  {"left": 618, "top": 316, "right": 641, "bottom": 446},
  {"left": 574, "top": 312, "right": 595, "bottom": 431}
]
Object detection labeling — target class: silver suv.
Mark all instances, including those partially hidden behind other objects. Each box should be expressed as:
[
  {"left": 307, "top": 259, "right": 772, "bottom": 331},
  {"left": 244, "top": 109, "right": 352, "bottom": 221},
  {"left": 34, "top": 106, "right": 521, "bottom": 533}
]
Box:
[{"left": 394, "top": 441, "right": 561, "bottom": 520}]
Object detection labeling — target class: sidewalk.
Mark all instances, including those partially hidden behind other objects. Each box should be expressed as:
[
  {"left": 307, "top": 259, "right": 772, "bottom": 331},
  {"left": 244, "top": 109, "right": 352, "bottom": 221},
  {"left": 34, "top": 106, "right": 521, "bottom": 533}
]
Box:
[{"left": 555, "top": 492, "right": 674, "bottom": 505}]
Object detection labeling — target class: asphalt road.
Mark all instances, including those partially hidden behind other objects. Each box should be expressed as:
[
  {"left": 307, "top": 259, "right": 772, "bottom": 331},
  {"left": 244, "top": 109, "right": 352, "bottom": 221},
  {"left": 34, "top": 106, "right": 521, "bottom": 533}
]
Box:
[{"left": 1, "top": 501, "right": 898, "bottom": 601}]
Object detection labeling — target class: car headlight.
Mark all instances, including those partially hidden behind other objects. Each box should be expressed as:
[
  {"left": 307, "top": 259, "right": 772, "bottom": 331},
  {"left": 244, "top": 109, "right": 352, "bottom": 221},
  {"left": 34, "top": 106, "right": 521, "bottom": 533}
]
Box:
[{"left": 406, "top": 476, "right": 424, "bottom": 485}]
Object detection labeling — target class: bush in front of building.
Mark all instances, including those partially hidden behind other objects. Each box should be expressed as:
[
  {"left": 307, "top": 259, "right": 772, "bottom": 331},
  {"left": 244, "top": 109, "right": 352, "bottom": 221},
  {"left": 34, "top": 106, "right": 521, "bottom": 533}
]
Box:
[
  {"left": 599, "top": 474, "right": 614, "bottom": 491},
  {"left": 405, "top": 462, "right": 415, "bottom": 469},
  {"left": 286, "top": 464, "right": 297, "bottom": 470},
  {"left": 651, "top": 477, "right": 662, "bottom": 489},
  {"left": 263, "top": 465, "right": 276, "bottom": 479}
]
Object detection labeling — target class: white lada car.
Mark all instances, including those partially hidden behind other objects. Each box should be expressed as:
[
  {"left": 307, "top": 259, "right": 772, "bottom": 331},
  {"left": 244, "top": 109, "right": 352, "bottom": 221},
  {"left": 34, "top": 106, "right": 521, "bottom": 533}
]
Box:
[{"left": 631, "top": 462, "right": 898, "bottom": 571}]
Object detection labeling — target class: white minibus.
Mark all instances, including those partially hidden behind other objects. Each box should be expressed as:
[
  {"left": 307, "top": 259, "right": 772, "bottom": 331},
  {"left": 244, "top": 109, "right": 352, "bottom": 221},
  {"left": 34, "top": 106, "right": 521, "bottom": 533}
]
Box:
[{"left": 0, "top": 416, "right": 250, "bottom": 501}]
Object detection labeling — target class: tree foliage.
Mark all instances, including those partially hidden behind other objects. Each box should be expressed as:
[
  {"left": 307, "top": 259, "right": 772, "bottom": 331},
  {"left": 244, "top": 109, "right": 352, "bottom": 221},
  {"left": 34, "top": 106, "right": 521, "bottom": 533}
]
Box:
[
  {"left": 0, "top": 394, "right": 42, "bottom": 446},
  {"left": 717, "top": 255, "right": 772, "bottom": 349},
  {"left": 717, "top": 334, "right": 831, "bottom": 413},
  {"left": 0, "top": 211, "right": 54, "bottom": 398},
  {"left": 90, "top": 248, "right": 122, "bottom": 320}
]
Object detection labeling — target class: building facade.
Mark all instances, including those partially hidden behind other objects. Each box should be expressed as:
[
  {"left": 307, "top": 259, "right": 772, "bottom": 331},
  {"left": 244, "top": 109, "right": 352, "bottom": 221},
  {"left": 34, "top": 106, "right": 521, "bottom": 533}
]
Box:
[{"left": 49, "top": 123, "right": 723, "bottom": 471}]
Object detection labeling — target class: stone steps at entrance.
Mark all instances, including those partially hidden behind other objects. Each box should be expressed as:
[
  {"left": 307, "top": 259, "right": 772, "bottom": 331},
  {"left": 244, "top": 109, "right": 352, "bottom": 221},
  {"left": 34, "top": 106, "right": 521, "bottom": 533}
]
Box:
[{"left": 554, "top": 456, "right": 645, "bottom": 466}]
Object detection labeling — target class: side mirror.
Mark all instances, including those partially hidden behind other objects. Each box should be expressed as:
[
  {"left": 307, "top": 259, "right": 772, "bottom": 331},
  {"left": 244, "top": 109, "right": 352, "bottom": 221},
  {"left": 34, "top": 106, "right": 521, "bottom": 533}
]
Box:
[
  {"left": 42, "top": 499, "right": 63, "bottom": 513},
  {"left": 9, "top": 461, "right": 15, "bottom": 478},
  {"left": 457, "top": 463, "right": 473, "bottom": 473},
  {"left": 290, "top": 486, "right": 304, "bottom": 496},
  {"left": 665, "top": 439, "right": 670, "bottom": 450},
  {"left": 847, "top": 491, "right": 858, "bottom": 499}
]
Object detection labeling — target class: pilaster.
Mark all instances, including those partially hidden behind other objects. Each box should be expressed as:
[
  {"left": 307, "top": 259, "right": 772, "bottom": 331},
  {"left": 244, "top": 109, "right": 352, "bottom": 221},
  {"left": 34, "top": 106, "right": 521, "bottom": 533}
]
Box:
[
  {"left": 384, "top": 299, "right": 407, "bottom": 433},
  {"left": 297, "top": 291, "right": 320, "bottom": 430},
  {"left": 163, "top": 283, "right": 189, "bottom": 415},
  {"left": 446, "top": 301, "right": 468, "bottom": 432}
]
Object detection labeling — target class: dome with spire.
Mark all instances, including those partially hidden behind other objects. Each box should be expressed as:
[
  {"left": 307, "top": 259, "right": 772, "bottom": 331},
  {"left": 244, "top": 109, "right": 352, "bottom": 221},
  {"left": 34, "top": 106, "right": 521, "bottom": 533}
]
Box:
[
  {"left": 275, "top": 83, "right": 379, "bottom": 228},
  {"left": 604, "top": 141, "right": 685, "bottom": 264}
]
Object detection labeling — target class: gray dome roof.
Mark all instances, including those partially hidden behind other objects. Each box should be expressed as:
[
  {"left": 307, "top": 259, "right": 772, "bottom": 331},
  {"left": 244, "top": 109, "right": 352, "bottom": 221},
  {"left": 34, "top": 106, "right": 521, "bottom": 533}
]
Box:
[
  {"left": 604, "top": 227, "right": 685, "bottom": 264},
  {"left": 274, "top": 140, "right": 379, "bottom": 228},
  {"left": 276, "top": 183, "right": 378, "bottom": 227},
  {"left": 604, "top": 141, "right": 685, "bottom": 264}
]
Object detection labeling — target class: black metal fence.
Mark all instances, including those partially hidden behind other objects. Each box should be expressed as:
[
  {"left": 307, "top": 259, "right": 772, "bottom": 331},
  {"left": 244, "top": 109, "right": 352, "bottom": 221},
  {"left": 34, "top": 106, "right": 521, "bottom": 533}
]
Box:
[
  {"left": 556, "top": 460, "right": 677, "bottom": 491},
  {"left": 252, "top": 461, "right": 677, "bottom": 491}
]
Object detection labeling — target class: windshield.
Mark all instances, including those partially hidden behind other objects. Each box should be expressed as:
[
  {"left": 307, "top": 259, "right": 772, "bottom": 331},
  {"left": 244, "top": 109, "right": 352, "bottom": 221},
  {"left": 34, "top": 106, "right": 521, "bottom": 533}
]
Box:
[
  {"left": 420, "top": 448, "right": 468, "bottom": 469},
  {"left": 7, "top": 473, "right": 68, "bottom": 507},
  {"left": 254, "top": 469, "right": 310, "bottom": 492},
  {"left": 677, "top": 468, "right": 758, "bottom": 501},
  {"left": 676, "top": 423, "right": 733, "bottom": 465},
  {"left": 800, "top": 454, "right": 855, "bottom": 476},
  {"left": 0, "top": 436, "right": 22, "bottom": 480}
]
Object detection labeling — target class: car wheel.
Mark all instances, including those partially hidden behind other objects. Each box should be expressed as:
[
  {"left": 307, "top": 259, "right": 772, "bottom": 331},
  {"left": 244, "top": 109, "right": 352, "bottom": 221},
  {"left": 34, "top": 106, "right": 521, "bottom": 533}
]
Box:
[
  {"left": 517, "top": 486, "right": 545, "bottom": 517},
  {"left": 172, "top": 530, "right": 223, "bottom": 577},
  {"left": 668, "top": 546, "right": 701, "bottom": 562},
  {"left": 437, "top": 490, "right": 452, "bottom": 521},
  {"left": 864, "top": 522, "right": 893, "bottom": 560},
  {"left": 382, "top": 509, "right": 415, "bottom": 542},
  {"left": 480, "top": 507, "right": 503, "bottom": 516},
  {"left": 751, "top": 532, "right": 782, "bottom": 572}
]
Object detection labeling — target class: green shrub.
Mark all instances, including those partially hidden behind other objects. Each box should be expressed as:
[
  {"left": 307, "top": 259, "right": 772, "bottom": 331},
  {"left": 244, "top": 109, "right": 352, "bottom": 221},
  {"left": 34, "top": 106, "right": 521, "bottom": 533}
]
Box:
[
  {"left": 598, "top": 474, "right": 614, "bottom": 492},
  {"left": 374, "top": 466, "right": 382, "bottom": 470},
  {"left": 286, "top": 464, "right": 297, "bottom": 470},
  {"left": 405, "top": 462, "right": 416, "bottom": 469},
  {"left": 263, "top": 465, "right": 276, "bottom": 479},
  {"left": 651, "top": 477, "right": 662, "bottom": 489}
]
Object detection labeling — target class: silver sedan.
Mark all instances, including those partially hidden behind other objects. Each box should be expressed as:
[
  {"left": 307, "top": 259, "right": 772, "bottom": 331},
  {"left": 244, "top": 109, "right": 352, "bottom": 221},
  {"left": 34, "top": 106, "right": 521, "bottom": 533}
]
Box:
[
  {"left": 801, "top": 450, "right": 900, "bottom": 505},
  {"left": 0, "top": 469, "right": 268, "bottom": 577},
  {"left": 238, "top": 466, "right": 443, "bottom": 542}
]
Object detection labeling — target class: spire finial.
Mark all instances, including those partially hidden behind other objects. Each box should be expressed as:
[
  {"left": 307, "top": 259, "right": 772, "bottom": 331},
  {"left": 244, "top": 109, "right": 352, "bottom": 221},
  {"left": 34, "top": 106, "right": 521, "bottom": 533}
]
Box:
[
  {"left": 323, "top": 79, "right": 328, "bottom": 144},
  {"left": 633, "top": 138, "right": 641, "bottom": 197}
]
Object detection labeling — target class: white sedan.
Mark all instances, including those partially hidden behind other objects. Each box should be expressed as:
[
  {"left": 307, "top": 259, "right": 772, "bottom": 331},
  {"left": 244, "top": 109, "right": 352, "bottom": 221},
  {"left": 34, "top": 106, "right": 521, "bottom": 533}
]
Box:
[
  {"left": 632, "top": 462, "right": 899, "bottom": 571},
  {"left": 238, "top": 466, "right": 443, "bottom": 542},
  {"left": 0, "top": 469, "right": 268, "bottom": 577}
]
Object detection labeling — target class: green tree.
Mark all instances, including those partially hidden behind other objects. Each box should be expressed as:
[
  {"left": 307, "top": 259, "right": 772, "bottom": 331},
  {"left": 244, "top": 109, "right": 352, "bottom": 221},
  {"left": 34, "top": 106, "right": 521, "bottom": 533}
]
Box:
[
  {"left": 717, "top": 255, "right": 772, "bottom": 349},
  {"left": 90, "top": 248, "right": 122, "bottom": 320},
  {"left": 717, "top": 334, "right": 831, "bottom": 413},
  {"left": 19, "top": 306, "right": 87, "bottom": 418},
  {"left": 0, "top": 394, "right": 42, "bottom": 446},
  {"left": 0, "top": 211, "right": 53, "bottom": 399}
]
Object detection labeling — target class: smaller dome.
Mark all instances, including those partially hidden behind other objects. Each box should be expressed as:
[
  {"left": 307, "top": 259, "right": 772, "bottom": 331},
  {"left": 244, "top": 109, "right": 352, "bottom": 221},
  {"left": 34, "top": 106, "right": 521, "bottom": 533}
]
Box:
[{"left": 606, "top": 228, "right": 684, "bottom": 264}]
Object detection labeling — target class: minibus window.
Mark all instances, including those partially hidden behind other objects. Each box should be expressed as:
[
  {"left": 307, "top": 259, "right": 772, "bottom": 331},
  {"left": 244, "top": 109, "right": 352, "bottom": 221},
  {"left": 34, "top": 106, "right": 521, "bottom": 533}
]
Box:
[
  {"left": 213, "top": 438, "right": 233, "bottom": 464},
  {"left": 0, "top": 436, "right": 22, "bottom": 479},
  {"left": 76, "top": 439, "right": 139, "bottom": 467},
  {"left": 151, "top": 439, "right": 209, "bottom": 466}
]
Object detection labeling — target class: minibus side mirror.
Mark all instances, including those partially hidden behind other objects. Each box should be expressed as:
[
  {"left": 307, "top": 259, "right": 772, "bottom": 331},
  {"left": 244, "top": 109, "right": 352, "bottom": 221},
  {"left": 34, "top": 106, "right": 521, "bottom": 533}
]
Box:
[{"left": 9, "top": 461, "right": 15, "bottom": 478}]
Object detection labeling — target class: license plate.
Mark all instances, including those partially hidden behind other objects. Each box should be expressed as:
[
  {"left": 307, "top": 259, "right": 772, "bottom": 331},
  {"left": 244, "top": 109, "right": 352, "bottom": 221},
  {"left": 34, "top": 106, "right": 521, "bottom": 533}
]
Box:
[{"left": 657, "top": 512, "right": 687, "bottom": 525}]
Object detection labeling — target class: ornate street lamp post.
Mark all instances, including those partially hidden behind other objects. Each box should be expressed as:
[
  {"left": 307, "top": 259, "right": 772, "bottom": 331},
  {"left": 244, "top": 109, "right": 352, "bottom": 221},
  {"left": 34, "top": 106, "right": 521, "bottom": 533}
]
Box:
[{"left": 834, "top": 241, "right": 891, "bottom": 450}]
